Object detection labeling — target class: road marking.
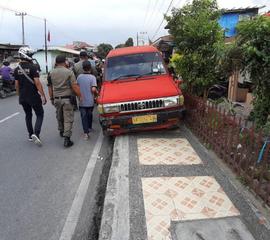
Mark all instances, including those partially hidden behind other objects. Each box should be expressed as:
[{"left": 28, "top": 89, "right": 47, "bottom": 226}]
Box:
[
  {"left": 0, "top": 112, "right": 20, "bottom": 124},
  {"left": 59, "top": 132, "right": 103, "bottom": 240}
]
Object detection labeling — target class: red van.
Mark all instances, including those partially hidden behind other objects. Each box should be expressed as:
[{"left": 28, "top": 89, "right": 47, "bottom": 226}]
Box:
[{"left": 97, "top": 46, "right": 185, "bottom": 135}]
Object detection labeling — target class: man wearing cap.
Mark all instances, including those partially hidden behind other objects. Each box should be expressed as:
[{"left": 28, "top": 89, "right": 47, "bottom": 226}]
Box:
[
  {"left": 47, "top": 55, "right": 80, "bottom": 148},
  {"left": 73, "top": 51, "right": 98, "bottom": 78}
]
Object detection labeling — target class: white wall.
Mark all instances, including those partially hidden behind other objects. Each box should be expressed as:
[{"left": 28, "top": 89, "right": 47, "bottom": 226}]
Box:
[
  {"left": 33, "top": 51, "right": 74, "bottom": 73},
  {"left": 33, "top": 51, "right": 54, "bottom": 73}
]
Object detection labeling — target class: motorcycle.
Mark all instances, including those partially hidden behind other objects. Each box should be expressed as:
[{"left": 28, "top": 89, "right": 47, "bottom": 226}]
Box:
[
  {"left": 0, "top": 75, "right": 16, "bottom": 99},
  {"left": 208, "top": 81, "right": 229, "bottom": 100}
]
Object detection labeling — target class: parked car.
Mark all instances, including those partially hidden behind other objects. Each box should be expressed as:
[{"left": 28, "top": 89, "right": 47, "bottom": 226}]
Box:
[{"left": 97, "top": 45, "right": 185, "bottom": 135}]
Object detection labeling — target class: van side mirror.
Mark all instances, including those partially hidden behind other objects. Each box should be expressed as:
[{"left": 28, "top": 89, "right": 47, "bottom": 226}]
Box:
[{"left": 174, "top": 79, "right": 183, "bottom": 85}]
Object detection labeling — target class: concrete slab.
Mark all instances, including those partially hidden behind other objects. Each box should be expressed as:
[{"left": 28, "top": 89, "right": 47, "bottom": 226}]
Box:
[
  {"left": 100, "top": 128, "right": 270, "bottom": 240},
  {"left": 99, "top": 136, "right": 130, "bottom": 240},
  {"left": 172, "top": 217, "right": 255, "bottom": 240}
]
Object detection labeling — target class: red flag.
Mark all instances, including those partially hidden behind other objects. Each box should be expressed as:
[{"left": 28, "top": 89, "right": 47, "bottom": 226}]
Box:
[{"left": 47, "top": 31, "right": 51, "bottom": 42}]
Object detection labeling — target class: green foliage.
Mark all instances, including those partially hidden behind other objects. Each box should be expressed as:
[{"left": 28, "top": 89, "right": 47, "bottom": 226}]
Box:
[
  {"left": 97, "top": 43, "right": 113, "bottom": 59},
  {"left": 115, "top": 44, "right": 126, "bottom": 49},
  {"left": 263, "top": 117, "right": 270, "bottom": 136},
  {"left": 170, "top": 53, "right": 182, "bottom": 76},
  {"left": 236, "top": 16, "right": 270, "bottom": 128},
  {"left": 125, "top": 37, "right": 134, "bottom": 47},
  {"left": 221, "top": 97, "right": 236, "bottom": 116},
  {"left": 166, "top": 0, "right": 224, "bottom": 97},
  {"left": 217, "top": 42, "right": 243, "bottom": 81},
  {"left": 115, "top": 37, "right": 134, "bottom": 49}
]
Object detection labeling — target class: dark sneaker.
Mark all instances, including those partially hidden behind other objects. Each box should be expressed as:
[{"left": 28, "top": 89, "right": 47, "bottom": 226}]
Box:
[
  {"left": 59, "top": 131, "right": 64, "bottom": 137},
  {"left": 28, "top": 136, "right": 33, "bottom": 142},
  {"left": 64, "top": 137, "right": 73, "bottom": 148},
  {"left": 31, "top": 134, "right": 42, "bottom": 147}
]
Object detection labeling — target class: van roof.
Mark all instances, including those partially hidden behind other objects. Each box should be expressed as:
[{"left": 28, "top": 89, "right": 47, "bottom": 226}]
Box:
[{"left": 107, "top": 45, "right": 159, "bottom": 58}]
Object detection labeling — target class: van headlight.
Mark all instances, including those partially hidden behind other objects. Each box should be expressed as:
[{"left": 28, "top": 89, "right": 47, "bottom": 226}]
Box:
[
  {"left": 164, "top": 96, "right": 179, "bottom": 107},
  {"left": 103, "top": 103, "right": 120, "bottom": 113}
]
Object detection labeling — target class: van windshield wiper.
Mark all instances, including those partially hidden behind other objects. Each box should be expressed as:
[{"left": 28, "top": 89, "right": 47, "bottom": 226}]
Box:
[
  {"left": 111, "top": 74, "right": 140, "bottom": 82},
  {"left": 135, "top": 72, "right": 160, "bottom": 79}
]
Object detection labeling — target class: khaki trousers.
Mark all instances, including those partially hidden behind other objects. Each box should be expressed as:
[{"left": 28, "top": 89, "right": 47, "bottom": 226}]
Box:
[{"left": 54, "top": 98, "right": 74, "bottom": 137}]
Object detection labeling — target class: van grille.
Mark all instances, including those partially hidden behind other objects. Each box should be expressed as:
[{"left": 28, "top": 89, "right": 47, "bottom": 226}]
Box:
[{"left": 120, "top": 99, "right": 164, "bottom": 112}]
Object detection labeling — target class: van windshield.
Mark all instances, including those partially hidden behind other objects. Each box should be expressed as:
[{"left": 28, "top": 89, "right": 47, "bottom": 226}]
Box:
[{"left": 106, "top": 52, "right": 167, "bottom": 81}]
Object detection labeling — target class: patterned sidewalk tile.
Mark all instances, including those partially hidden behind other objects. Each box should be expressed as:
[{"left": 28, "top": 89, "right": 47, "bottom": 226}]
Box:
[
  {"left": 142, "top": 176, "right": 240, "bottom": 240},
  {"left": 137, "top": 138, "right": 202, "bottom": 165},
  {"left": 147, "top": 216, "right": 172, "bottom": 240}
]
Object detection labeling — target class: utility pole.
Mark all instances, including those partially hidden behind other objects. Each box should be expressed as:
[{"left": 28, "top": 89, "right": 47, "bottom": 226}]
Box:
[
  {"left": 15, "top": 12, "right": 27, "bottom": 45},
  {"left": 44, "top": 18, "right": 48, "bottom": 74},
  {"left": 136, "top": 32, "right": 147, "bottom": 46}
]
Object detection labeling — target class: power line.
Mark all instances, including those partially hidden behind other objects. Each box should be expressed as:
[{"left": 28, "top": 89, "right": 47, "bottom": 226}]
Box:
[
  {"left": 148, "top": 0, "right": 171, "bottom": 35},
  {"left": 145, "top": 0, "right": 167, "bottom": 30},
  {"left": 0, "top": 4, "right": 43, "bottom": 20},
  {"left": 142, "top": 0, "right": 152, "bottom": 30},
  {"left": 144, "top": 0, "right": 161, "bottom": 30},
  {"left": 151, "top": 0, "right": 175, "bottom": 41},
  {"left": 0, "top": 4, "right": 75, "bottom": 45}
]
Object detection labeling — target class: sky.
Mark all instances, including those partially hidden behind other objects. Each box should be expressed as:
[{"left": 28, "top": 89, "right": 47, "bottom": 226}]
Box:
[{"left": 0, "top": 0, "right": 269, "bottom": 49}]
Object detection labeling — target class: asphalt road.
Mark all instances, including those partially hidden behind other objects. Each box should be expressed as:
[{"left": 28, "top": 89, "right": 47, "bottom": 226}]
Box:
[{"left": 0, "top": 93, "right": 104, "bottom": 240}]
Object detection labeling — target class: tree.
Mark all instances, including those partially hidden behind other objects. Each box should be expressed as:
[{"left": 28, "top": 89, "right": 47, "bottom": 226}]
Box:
[
  {"left": 97, "top": 43, "right": 113, "bottom": 59},
  {"left": 125, "top": 37, "right": 134, "bottom": 47},
  {"left": 166, "top": 0, "right": 224, "bottom": 97},
  {"left": 115, "top": 37, "right": 134, "bottom": 49},
  {"left": 115, "top": 44, "right": 126, "bottom": 49},
  {"left": 236, "top": 16, "right": 270, "bottom": 127}
]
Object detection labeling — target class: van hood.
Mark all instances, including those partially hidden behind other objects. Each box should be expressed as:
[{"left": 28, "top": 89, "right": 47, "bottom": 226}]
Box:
[{"left": 100, "top": 75, "right": 180, "bottom": 104}]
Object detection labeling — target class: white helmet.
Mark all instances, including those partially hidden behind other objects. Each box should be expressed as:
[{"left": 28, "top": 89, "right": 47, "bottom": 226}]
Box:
[{"left": 18, "top": 47, "right": 34, "bottom": 61}]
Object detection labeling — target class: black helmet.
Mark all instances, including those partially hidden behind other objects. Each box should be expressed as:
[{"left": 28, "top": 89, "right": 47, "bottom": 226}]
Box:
[
  {"left": 79, "top": 51, "right": 88, "bottom": 58},
  {"left": 3, "top": 60, "right": 9, "bottom": 66}
]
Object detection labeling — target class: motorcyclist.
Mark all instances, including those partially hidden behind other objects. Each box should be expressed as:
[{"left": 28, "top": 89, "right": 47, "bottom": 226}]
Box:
[
  {"left": 14, "top": 47, "right": 47, "bottom": 145},
  {"left": 0, "top": 60, "right": 15, "bottom": 90}
]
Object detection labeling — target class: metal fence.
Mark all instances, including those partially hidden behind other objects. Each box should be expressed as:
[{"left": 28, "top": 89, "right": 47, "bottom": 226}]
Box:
[{"left": 184, "top": 95, "right": 270, "bottom": 207}]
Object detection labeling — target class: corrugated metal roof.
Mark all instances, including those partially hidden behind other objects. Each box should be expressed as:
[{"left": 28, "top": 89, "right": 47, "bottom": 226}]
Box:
[
  {"left": 37, "top": 47, "right": 80, "bottom": 55},
  {"left": 0, "top": 43, "right": 26, "bottom": 50},
  {"left": 152, "top": 35, "right": 174, "bottom": 46},
  {"left": 221, "top": 6, "right": 264, "bottom": 14}
]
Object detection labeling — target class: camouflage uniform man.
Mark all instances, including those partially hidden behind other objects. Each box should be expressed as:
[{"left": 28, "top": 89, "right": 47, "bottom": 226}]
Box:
[
  {"left": 47, "top": 55, "right": 80, "bottom": 148},
  {"left": 73, "top": 51, "right": 98, "bottom": 78}
]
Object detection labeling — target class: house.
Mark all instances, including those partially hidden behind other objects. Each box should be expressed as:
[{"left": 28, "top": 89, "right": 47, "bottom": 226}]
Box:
[
  {"left": 264, "top": 11, "right": 270, "bottom": 17},
  {"left": 219, "top": 7, "right": 261, "bottom": 38},
  {"left": 33, "top": 47, "right": 79, "bottom": 73},
  {"left": 220, "top": 7, "right": 263, "bottom": 105},
  {"left": 0, "top": 43, "right": 26, "bottom": 63},
  {"left": 65, "top": 41, "right": 96, "bottom": 52},
  {"left": 151, "top": 35, "right": 174, "bottom": 60}
]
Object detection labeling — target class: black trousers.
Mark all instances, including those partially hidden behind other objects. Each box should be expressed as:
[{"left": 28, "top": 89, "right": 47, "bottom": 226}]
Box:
[{"left": 21, "top": 102, "right": 44, "bottom": 138}]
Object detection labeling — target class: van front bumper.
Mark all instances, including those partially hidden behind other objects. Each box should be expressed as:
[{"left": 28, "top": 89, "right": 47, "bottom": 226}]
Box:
[{"left": 99, "top": 108, "right": 185, "bottom": 135}]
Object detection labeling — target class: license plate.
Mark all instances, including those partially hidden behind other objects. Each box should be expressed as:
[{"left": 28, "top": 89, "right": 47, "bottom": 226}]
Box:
[{"left": 132, "top": 114, "right": 157, "bottom": 124}]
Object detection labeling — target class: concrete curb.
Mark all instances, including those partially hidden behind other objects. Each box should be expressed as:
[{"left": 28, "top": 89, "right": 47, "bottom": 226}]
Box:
[
  {"left": 59, "top": 133, "right": 103, "bottom": 240},
  {"left": 99, "top": 136, "right": 130, "bottom": 240}
]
